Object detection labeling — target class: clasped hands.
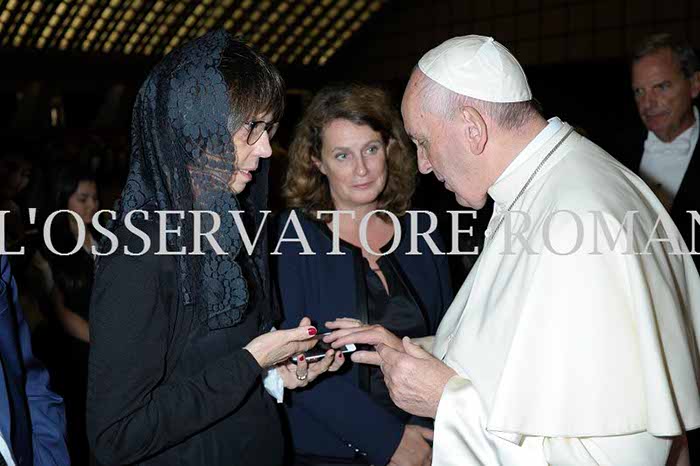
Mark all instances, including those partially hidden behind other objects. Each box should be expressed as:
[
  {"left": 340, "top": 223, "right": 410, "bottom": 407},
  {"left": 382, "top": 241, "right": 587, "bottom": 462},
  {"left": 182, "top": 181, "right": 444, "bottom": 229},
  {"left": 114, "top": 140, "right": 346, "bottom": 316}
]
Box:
[
  {"left": 244, "top": 317, "right": 344, "bottom": 389},
  {"left": 324, "top": 318, "right": 456, "bottom": 419}
]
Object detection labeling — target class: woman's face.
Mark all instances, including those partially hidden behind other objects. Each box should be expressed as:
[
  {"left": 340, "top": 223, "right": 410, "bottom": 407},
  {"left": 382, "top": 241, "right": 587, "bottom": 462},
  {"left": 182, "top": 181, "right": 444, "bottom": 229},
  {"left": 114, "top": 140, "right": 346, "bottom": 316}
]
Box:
[
  {"left": 228, "top": 112, "right": 274, "bottom": 194},
  {"left": 315, "top": 119, "right": 388, "bottom": 211},
  {"left": 67, "top": 180, "right": 99, "bottom": 225}
]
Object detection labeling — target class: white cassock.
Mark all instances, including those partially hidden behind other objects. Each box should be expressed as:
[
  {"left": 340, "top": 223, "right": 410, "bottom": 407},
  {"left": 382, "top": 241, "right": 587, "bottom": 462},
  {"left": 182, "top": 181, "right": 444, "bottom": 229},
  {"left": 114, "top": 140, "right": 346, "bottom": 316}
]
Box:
[{"left": 430, "top": 118, "right": 700, "bottom": 465}]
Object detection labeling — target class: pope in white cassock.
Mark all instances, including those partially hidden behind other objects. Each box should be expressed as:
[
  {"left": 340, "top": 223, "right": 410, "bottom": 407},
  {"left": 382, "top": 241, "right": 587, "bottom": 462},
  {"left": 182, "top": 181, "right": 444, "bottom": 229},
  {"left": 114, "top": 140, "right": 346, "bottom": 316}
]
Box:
[{"left": 327, "top": 35, "right": 700, "bottom": 465}]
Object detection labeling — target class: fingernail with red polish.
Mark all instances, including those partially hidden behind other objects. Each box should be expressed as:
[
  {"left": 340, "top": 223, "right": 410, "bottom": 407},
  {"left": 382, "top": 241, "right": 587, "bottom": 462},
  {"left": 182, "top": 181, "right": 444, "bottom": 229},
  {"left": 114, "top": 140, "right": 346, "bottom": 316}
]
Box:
[
  {"left": 308, "top": 327, "right": 317, "bottom": 336},
  {"left": 298, "top": 355, "right": 305, "bottom": 361},
  {"left": 338, "top": 353, "right": 343, "bottom": 359}
]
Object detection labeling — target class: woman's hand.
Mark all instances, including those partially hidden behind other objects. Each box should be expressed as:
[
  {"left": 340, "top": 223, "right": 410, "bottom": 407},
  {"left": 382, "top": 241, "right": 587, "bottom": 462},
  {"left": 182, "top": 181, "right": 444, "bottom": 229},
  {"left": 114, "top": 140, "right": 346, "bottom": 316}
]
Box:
[
  {"left": 244, "top": 317, "right": 318, "bottom": 369},
  {"left": 276, "top": 350, "right": 345, "bottom": 389},
  {"left": 324, "top": 317, "right": 364, "bottom": 330}
]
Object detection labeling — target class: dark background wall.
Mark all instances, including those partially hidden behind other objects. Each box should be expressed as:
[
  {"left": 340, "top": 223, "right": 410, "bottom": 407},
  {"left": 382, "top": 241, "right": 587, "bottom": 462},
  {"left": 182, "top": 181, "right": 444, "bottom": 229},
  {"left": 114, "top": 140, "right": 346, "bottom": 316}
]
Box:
[
  {"left": 329, "top": 0, "right": 700, "bottom": 77},
  {"left": 325, "top": 0, "right": 699, "bottom": 152},
  {"left": 2, "top": 0, "right": 699, "bottom": 146}
]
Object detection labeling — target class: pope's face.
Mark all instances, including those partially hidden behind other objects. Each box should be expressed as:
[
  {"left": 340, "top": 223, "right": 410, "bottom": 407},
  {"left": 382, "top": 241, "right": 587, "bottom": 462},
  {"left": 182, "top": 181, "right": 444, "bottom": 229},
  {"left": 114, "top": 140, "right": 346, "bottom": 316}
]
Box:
[
  {"left": 632, "top": 48, "right": 700, "bottom": 142},
  {"left": 401, "top": 78, "right": 489, "bottom": 209}
]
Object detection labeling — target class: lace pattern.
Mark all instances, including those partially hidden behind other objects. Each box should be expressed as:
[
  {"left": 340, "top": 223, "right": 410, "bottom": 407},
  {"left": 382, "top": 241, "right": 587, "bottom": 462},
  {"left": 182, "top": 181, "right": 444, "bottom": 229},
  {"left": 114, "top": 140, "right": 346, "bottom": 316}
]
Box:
[{"left": 103, "top": 30, "right": 271, "bottom": 330}]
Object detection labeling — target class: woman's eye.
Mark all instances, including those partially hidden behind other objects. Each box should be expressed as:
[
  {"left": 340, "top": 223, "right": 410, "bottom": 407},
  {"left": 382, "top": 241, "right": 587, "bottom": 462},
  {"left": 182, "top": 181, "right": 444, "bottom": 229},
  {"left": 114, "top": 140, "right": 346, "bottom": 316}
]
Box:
[
  {"left": 366, "top": 145, "right": 379, "bottom": 154},
  {"left": 335, "top": 152, "right": 348, "bottom": 160}
]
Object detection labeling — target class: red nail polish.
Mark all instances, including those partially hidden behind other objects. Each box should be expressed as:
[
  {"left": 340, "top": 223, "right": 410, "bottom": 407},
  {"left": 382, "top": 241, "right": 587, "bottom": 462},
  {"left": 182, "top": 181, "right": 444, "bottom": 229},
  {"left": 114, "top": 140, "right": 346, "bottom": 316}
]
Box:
[
  {"left": 338, "top": 353, "right": 344, "bottom": 358},
  {"left": 308, "top": 327, "right": 317, "bottom": 336},
  {"left": 298, "top": 355, "right": 305, "bottom": 361}
]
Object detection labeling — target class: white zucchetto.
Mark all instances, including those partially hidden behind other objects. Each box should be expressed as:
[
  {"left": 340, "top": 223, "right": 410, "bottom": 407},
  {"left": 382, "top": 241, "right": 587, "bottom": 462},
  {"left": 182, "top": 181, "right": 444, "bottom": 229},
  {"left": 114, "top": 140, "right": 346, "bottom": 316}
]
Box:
[{"left": 418, "top": 35, "right": 532, "bottom": 103}]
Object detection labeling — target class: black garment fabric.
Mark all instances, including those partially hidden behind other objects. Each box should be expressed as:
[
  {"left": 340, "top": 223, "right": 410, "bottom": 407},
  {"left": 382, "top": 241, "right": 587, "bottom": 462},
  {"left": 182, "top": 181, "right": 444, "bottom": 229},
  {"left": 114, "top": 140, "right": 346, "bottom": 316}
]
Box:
[
  {"left": 87, "top": 220, "right": 284, "bottom": 466},
  {"left": 293, "top": 453, "right": 369, "bottom": 466},
  {"left": 363, "top": 257, "right": 428, "bottom": 422},
  {"left": 43, "top": 243, "right": 94, "bottom": 466},
  {"left": 48, "top": 234, "right": 95, "bottom": 322}
]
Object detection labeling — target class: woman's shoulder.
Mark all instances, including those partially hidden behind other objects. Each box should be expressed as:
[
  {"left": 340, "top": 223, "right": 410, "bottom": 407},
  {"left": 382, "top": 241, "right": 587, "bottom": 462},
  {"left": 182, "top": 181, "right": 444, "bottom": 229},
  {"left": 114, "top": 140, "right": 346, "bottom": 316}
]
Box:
[
  {"left": 396, "top": 211, "right": 444, "bottom": 244},
  {"left": 276, "top": 208, "right": 326, "bottom": 239},
  {"left": 278, "top": 208, "right": 316, "bottom": 226},
  {"left": 110, "top": 216, "right": 159, "bottom": 241},
  {"left": 96, "top": 217, "right": 177, "bottom": 275}
]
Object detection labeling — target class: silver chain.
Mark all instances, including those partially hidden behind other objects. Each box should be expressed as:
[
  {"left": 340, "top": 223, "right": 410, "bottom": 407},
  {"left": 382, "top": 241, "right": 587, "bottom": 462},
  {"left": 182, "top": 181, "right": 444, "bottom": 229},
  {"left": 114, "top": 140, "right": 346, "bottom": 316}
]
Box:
[{"left": 487, "top": 127, "right": 575, "bottom": 243}]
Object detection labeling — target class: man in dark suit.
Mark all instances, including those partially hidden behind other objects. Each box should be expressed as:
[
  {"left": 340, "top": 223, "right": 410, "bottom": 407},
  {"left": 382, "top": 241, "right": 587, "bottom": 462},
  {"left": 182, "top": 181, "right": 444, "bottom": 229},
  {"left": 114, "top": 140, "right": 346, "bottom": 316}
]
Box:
[
  {"left": 629, "top": 33, "right": 700, "bottom": 271},
  {"left": 0, "top": 254, "right": 69, "bottom": 466}
]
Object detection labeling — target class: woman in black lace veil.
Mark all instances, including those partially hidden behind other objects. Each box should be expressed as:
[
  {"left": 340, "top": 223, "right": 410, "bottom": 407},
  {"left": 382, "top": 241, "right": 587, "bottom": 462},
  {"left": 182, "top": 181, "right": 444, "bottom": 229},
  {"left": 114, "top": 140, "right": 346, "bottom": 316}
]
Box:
[{"left": 86, "top": 31, "right": 343, "bottom": 466}]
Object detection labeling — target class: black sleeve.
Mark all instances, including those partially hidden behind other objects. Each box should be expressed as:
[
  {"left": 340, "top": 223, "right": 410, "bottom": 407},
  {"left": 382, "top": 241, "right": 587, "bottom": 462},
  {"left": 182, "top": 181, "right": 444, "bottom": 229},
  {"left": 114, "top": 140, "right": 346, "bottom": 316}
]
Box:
[{"left": 86, "top": 226, "right": 263, "bottom": 465}]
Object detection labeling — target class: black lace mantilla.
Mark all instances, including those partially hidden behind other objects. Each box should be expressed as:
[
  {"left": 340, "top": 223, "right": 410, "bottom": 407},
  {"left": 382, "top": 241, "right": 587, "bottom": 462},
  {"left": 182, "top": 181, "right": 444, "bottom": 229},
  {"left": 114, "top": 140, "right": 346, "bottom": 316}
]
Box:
[{"left": 104, "top": 30, "right": 272, "bottom": 330}]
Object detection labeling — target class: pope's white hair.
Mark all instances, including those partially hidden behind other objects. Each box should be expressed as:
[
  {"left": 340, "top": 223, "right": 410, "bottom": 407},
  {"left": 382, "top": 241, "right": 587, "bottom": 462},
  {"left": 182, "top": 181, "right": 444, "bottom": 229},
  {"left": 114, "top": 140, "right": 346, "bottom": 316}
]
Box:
[{"left": 417, "top": 70, "right": 538, "bottom": 131}]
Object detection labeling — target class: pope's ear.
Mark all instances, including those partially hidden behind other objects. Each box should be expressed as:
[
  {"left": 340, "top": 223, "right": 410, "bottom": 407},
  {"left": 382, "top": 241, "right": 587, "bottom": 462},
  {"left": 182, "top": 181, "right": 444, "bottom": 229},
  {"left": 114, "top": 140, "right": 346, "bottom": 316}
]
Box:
[
  {"left": 312, "top": 156, "right": 326, "bottom": 175},
  {"left": 460, "top": 106, "right": 488, "bottom": 155}
]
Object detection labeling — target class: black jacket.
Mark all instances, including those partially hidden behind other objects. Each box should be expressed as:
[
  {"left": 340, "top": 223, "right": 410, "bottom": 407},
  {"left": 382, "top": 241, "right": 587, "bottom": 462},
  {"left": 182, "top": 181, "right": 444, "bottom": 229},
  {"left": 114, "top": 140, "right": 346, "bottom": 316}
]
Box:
[{"left": 87, "top": 220, "right": 283, "bottom": 466}]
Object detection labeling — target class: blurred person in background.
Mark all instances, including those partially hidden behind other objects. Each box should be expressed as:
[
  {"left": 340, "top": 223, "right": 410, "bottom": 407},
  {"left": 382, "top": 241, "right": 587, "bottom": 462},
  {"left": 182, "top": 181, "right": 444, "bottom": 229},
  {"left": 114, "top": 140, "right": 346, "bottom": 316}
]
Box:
[
  {"left": 0, "top": 152, "right": 54, "bottom": 331},
  {"left": 41, "top": 166, "right": 99, "bottom": 466}
]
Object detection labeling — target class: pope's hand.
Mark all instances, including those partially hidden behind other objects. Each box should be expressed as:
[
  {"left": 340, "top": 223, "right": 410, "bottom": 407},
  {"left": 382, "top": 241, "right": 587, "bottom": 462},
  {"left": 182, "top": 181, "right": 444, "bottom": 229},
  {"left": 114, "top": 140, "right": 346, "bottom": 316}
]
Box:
[
  {"left": 374, "top": 336, "right": 456, "bottom": 419},
  {"left": 324, "top": 322, "right": 403, "bottom": 366}
]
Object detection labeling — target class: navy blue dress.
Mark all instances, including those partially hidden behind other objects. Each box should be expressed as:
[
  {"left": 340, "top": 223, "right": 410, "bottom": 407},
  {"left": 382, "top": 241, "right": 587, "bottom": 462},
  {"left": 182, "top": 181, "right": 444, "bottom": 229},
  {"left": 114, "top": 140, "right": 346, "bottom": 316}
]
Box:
[{"left": 276, "top": 210, "right": 453, "bottom": 465}]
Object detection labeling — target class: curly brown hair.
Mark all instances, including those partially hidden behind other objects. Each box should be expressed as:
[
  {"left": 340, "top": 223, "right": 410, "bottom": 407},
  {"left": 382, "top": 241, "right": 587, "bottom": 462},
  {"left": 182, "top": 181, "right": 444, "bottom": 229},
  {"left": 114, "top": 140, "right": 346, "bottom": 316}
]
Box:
[{"left": 283, "top": 84, "right": 416, "bottom": 222}]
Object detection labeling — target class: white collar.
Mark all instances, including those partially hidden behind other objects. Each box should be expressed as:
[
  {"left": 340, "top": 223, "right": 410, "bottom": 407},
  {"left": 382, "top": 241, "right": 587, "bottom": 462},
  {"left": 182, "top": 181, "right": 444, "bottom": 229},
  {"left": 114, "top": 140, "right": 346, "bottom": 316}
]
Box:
[
  {"left": 644, "top": 106, "right": 699, "bottom": 155},
  {"left": 488, "top": 117, "right": 564, "bottom": 206}
]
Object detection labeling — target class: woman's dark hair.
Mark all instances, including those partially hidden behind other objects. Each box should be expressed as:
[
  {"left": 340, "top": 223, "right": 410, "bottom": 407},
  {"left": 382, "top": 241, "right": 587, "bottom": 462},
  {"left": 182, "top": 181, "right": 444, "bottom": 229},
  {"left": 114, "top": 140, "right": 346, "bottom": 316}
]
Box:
[
  {"left": 283, "top": 84, "right": 416, "bottom": 222},
  {"left": 50, "top": 166, "right": 98, "bottom": 253},
  {"left": 632, "top": 33, "right": 699, "bottom": 79},
  {"left": 54, "top": 166, "right": 97, "bottom": 213},
  {"left": 219, "top": 39, "right": 286, "bottom": 133},
  {"left": 47, "top": 166, "right": 99, "bottom": 304}
]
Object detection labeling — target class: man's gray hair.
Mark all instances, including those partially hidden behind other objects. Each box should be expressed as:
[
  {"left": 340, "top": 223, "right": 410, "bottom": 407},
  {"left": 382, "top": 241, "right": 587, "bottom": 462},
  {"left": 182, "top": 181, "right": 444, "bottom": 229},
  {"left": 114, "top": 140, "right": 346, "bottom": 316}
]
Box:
[
  {"left": 633, "top": 33, "right": 699, "bottom": 78},
  {"left": 420, "top": 73, "right": 538, "bottom": 130}
]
